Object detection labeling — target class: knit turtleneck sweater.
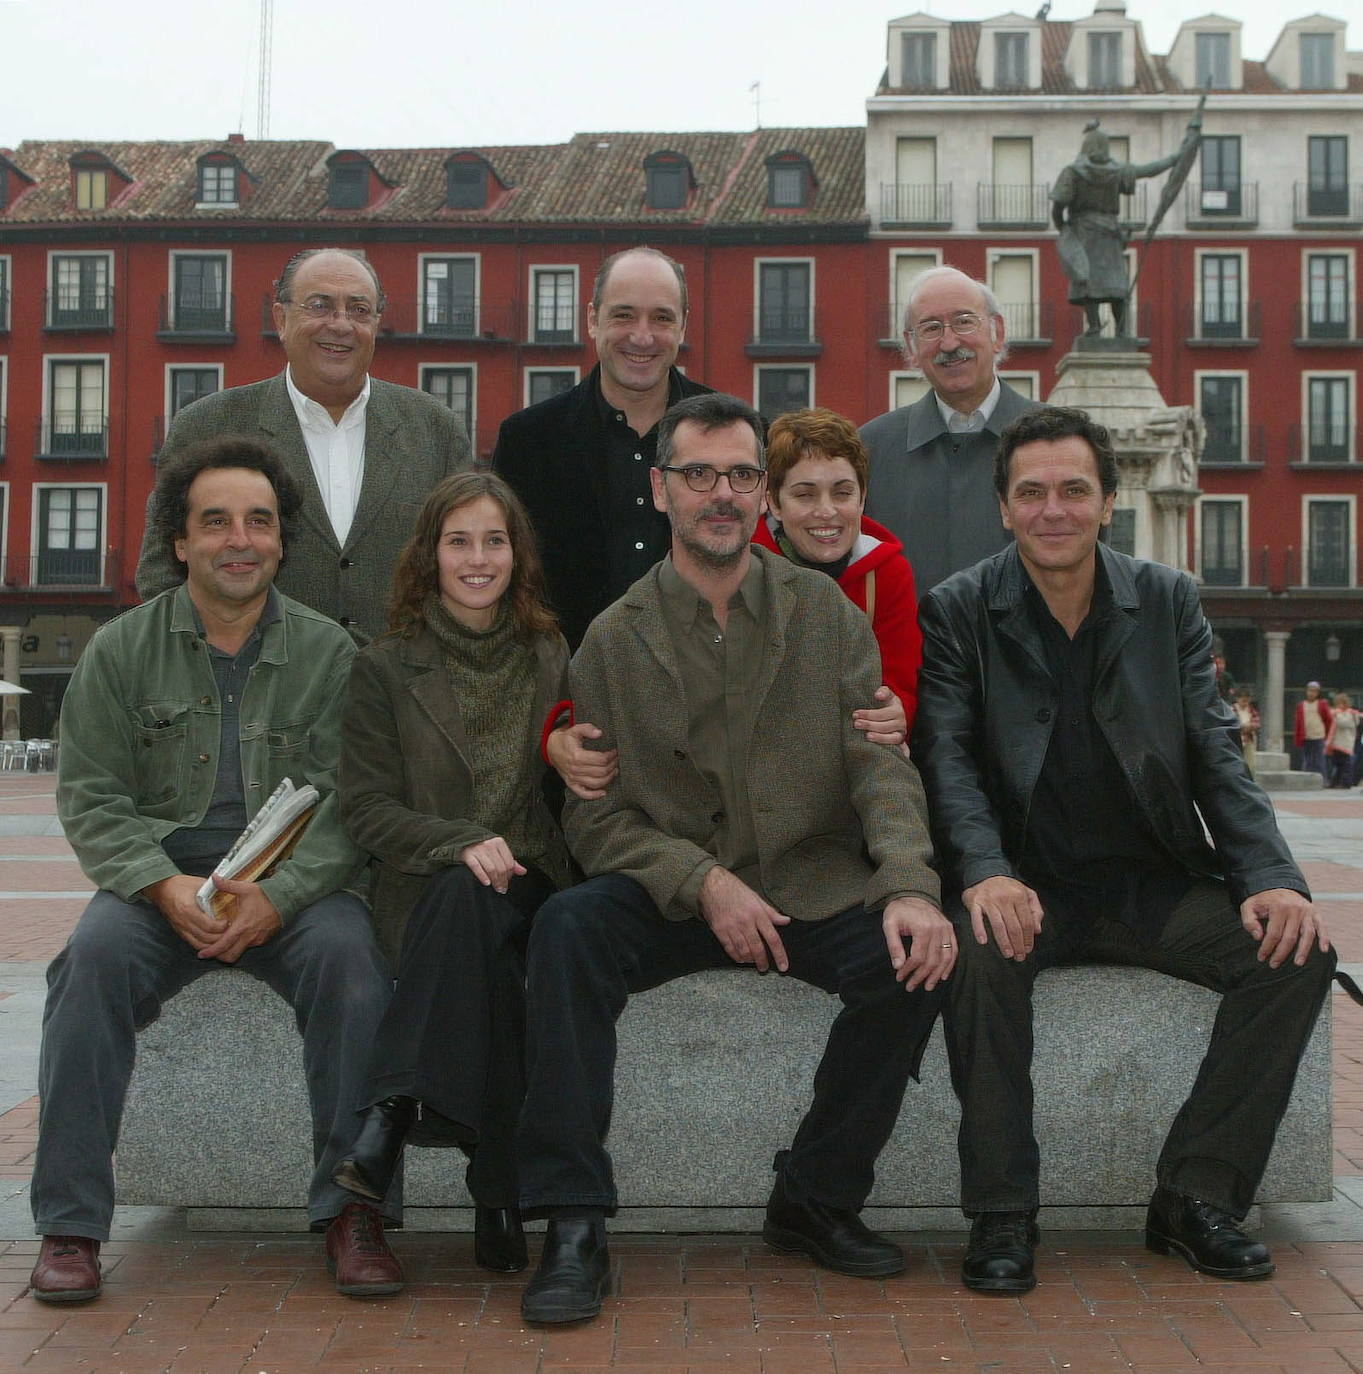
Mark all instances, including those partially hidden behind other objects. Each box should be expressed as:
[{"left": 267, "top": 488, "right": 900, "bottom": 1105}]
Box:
[{"left": 422, "top": 593, "right": 557, "bottom": 875}]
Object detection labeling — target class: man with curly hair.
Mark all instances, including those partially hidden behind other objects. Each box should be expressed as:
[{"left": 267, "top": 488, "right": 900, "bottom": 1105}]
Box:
[{"left": 30, "top": 437, "right": 402, "bottom": 1305}]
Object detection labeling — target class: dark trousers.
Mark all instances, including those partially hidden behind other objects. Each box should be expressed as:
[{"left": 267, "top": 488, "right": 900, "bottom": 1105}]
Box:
[
  {"left": 516, "top": 873, "right": 942, "bottom": 1213},
  {"left": 1328, "top": 750, "right": 1355, "bottom": 789},
  {"left": 31, "top": 889, "right": 396, "bottom": 1240},
  {"left": 362, "top": 864, "right": 553, "bottom": 1207},
  {"left": 944, "top": 878, "right": 1334, "bottom": 1218},
  {"left": 1300, "top": 738, "right": 1328, "bottom": 781}
]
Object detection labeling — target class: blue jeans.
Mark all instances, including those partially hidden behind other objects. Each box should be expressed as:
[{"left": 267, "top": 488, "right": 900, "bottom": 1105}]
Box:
[
  {"left": 1300, "top": 738, "right": 1328, "bottom": 781},
  {"left": 31, "top": 889, "right": 396, "bottom": 1240}
]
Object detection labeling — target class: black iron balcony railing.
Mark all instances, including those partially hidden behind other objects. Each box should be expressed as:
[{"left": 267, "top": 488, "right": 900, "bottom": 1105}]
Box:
[
  {"left": 262, "top": 294, "right": 520, "bottom": 342},
  {"left": 36, "top": 416, "right": 109, "bottom": 460},
  {"left": 1184, "top": 181, "right": 1258, "bottom": 225},
  {"left": 1297, "top": 302, "right": 1358, "bottom": 344},
  {"left": 1, "top": 550, "right": 120, "bottom": 591},
  {"left": 1117, "top": 183, "right": 1148, "bottom": 230},
  {"left": 158, "top": 293, "right": 234, "bottom": 338},
  {"left": 977, "top": 183, "right": 1051, "bottom": 227},
  {"left": 1288, "top": 421, "right": 1359, "bottom": 464},
  {"left": 998, "top": 301, "right": 1053, "bottom": 343},
  {"left": 1294, "top": 182, "right": 1363, "bottom": 224},
  {"left": 1199, "top": 423, "right": 1265, "bottom": 465},
  {"left": 45, "top": 287, "right": 114, "bottom": 331},
  {"left": 747, "top": 301, "right": 822, "bottom": 357},
  {"left": 880, "top": 183, "right": 951, "bottom": 226},
  {"left": 1186, "top": 300, "right": 1260, "bottom": 343}
]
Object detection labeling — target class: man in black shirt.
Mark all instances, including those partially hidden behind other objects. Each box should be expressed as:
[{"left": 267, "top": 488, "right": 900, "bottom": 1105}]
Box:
[
  {"left": 912, "top": 406, "right": 1334, "bottom": 1295},
  {"left": 495, "top": 247, "right": 708, "bottom": 651}
]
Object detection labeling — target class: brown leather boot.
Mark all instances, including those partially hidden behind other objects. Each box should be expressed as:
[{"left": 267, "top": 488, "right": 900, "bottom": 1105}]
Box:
[{"left": 30, "top": 1236, "right": 102, "bottom": 1303}]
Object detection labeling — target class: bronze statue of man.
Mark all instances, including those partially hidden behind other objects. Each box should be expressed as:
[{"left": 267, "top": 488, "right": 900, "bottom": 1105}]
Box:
[{"left": 1052, "top": 113, "right": 1202, "bottom": 338}]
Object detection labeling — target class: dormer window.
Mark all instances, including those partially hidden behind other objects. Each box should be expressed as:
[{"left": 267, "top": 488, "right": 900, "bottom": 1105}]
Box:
[
  {"left": 644, "top": 152, "right": 691, "bottom": 210},
  {"left": 995, "top": 32, "right": 1029, "bottom": 88},
  {"left": 68, "top": 152, "right": 128, "bottom": 212},
  {"left": 902, "top": 31, "right": 936, "bottom": 88},
  {"left": 75, "top": 168, "right": 107, "bottom": 210},
  {"left": 327, "top": 154, "right": 371, "bottom": 210},
  {"left": 197, "top": 159, "right": 239, "bottom": 207},
  {"left": 1088, "top": 32, "right": 1121, "bottom": 88},
  {"left": 1301, "top": 32, "right": 1334, "bottom": 87},
  {"left": 447, "top": 160, "right": 487, "bottom": 209},
  {"left": 766, "top": 152, "right": 813, "bottom": 209},
  {"left": 1195, "top": 32, "right": 1230, "bottom": 87}
]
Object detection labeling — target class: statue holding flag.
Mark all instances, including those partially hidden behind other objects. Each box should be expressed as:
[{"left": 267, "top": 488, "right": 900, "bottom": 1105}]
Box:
[{"left": 1052, "top": 98, "right": 1205, "bottom": 340}]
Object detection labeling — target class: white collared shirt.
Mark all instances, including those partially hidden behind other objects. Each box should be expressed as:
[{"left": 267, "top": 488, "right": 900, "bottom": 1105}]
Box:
[
  {"left": 935, "top": 375, "right": 1002, "bottom": 435},
  {"left": 284, "top": 365, "right": 371, "bottom": 547}
]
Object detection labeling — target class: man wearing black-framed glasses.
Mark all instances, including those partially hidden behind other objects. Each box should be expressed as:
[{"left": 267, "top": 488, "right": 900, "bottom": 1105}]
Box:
[
  {"left": 860, "top": 266, "right": 1040, "bottom": 598},
  {"left": 515, "top": 392, "right": 951, "bottom": 1325},
  {"left": 137, "top": 248, "right": 471, "bottom": 641}
]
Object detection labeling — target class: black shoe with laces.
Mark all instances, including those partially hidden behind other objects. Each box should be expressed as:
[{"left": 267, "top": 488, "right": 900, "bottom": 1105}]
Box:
[
  {"left": 962, "top": 1211, "right": 1039, "bottom": 1293},
  {"left": 1145, "top": 1186, "right": 1273, "bottom": 1279}
]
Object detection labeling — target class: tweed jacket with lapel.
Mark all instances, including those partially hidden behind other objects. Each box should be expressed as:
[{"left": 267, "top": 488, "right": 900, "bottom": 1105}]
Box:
[
  {"left": 136, "top": 372, "right": 471, "bottom": 641},
  {"left": 563, "top": 546, "right": 940, "bottom": 923}
]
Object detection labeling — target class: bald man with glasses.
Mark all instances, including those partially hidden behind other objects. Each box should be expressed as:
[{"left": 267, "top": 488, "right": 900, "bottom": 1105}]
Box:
[
  {"left": 137, "top": 248, "right": 471, "bottom": 642},
  {"left": 860, "top": 266, "right": 1040, "bottom": 597}
]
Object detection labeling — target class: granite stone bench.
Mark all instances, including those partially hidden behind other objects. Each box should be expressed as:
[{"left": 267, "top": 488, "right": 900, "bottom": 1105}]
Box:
[{"left": 116, "top": 964, "right": 1331, "bottom": 1232}]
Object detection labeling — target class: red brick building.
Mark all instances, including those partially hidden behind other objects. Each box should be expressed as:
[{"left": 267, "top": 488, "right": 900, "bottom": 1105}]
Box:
[{"left": 0, "top": 3, "right": 1359, "bottom": 740}]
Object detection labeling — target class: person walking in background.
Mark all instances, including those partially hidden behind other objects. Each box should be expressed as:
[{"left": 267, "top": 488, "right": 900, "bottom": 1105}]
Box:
[
  {"left": 1294, "top": 682, "right": 1333, "bottom": 782},
  {"left": 1326, "top": 694, "right": 1359, "bottom": 790},
  {"left": 1233, "top": 686, "right": 1260, "bottom": 776}
]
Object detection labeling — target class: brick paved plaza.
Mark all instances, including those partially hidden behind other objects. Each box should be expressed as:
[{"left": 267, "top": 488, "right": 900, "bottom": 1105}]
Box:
[{"left": 1, "top": 773, "right": 1362, "bottom": 1372}]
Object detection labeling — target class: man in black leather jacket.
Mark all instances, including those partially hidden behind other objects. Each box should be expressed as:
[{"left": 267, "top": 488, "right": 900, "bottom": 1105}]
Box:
[{"left": 912, "top": 405, "right": 1334, "bottom": 1296}]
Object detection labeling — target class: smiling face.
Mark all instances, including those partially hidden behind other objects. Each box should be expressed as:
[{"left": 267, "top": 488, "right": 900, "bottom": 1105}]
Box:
[
  {"left": 766, "top": 453, "right": 865, "bottom": 565},
  {"left": 587, "top": 251, "right": 686, "bottom": 407},
  {"left": 651, "top": 419, "right": 765, "bottom": 574},
  {"left": 436, "top": 495, "right": 515, "bottom": 630},
  {"left": 905, "top": 273, "right": 1004, "bottom": 415},
  {"left": 270, "top": 251, "right": 380, "bottom": 415},
  {"left": 174, "top": 467, "right": 282, "bottom": 617},
  {"left": 1000, "top": 435, "right": 1114, "bottom": 583}
]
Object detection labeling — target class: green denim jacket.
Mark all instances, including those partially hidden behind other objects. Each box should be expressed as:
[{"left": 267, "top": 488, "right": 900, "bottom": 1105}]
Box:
[{"left": 57, "top": 584, "right": 365, "bottom": 920}]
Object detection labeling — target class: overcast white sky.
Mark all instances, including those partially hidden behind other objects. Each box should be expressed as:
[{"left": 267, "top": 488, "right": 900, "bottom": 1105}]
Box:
[{"left": 0, "top": 0, "right": 1353, "bottom": 150}]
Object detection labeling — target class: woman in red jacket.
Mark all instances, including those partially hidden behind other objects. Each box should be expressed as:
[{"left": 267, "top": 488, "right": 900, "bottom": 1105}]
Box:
[{"left": 754, "top": 408, "right": 923, "bottom": 731}]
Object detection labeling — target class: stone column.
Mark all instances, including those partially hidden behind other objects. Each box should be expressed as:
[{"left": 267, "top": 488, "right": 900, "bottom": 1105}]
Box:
[
  {"left": 1, "top": 627, "right": 21, "bottom": 741},
  {"left": 1263, "top": 630, "right": 1290, "bottom": 755}
]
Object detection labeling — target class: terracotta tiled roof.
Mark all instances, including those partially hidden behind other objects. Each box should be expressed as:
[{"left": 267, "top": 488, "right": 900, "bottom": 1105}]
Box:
[
  {"left": 1, "top": 131, "right": 866, "bottom": 228},
  {"left": 5, "top": 138, "right": 333, "bottom": 224}
]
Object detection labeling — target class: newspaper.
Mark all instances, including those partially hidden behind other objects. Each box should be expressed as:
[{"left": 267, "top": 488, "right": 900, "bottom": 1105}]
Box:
[{"left": 195, "top": 778, "right": 319, "bottom": 916}]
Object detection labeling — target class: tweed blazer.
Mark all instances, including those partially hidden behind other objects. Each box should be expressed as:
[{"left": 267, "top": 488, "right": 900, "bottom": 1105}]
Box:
[
  {"left": 860, "top": 381, "right": 1040, "bottom": 598},
  {"left": 563, "top": 546, "right": 940, "bottom": 923},
  {"left": 493, "top": 364, "right": 714, "bottom": 648},
  {"left": 136, "top": 373, "right": 472, "bottom": 642},
  {"left": 338, "top": 623, "right": 572, "bottom": 965}
]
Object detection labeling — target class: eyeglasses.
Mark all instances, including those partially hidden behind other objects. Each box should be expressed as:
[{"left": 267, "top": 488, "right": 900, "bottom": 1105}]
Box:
[
  {"left": 658, "top": 463, "right": 767, "bottom": 493},
  {"left": 910, "top": 311, "right": 986, "bottom": 344},
  {"left": 283, "top": 295, "right": 382, "bottom": 324}
]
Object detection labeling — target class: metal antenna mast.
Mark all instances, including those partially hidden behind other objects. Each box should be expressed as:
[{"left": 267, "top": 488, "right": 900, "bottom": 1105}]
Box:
[{"left": 256, "top": 0, "right": 274, "bottom": 139}]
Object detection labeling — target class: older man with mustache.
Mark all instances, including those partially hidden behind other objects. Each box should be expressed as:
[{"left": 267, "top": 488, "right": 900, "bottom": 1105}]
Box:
[{"left": 860, "top": 267, "right": 1040, "bottom": 597}]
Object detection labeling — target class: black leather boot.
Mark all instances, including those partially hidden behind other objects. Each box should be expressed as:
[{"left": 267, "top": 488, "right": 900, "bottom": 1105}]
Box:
[
  {"left": 474, "top": 1205, "right": 528, "bottom": 1272},
  {"left": 521, "top": 1214, "right": 609, "bottom": 1324},
  {"left": 332, "top": 1096, "right": 417, "bottom": 1201}
]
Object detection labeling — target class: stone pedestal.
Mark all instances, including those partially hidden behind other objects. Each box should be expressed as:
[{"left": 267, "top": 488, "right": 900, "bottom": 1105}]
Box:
[{"left": 1046, "top": 351, "right": 1201, "bottom": 571}]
